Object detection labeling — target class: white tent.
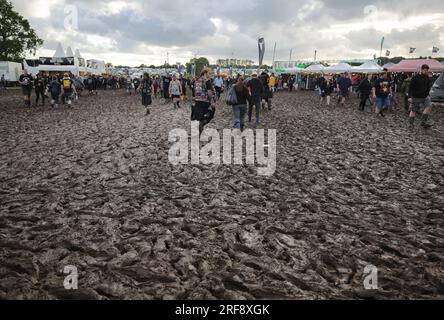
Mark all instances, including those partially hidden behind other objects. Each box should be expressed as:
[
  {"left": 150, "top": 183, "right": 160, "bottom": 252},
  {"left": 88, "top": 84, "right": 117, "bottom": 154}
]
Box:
[
  {"left": 352, "top": 61, "right": 382, "bottom": 73},
  {"left": 65, "top": 46, "right": 74, "bottom": 57},
  {"left": 382, "top": 62, "right": 395, "bottom": 69},
  {"left": 303, "top": 64, "right": 325, "bottom": 73},
  {"left": 53, "top": 43, "right": 65, "bottom": 58},
  {"left": 74, "top": 49, "right": 82, "bottom": 58},
  {"left": 324, "top": 62, "right": 352, "bottom": 74}
]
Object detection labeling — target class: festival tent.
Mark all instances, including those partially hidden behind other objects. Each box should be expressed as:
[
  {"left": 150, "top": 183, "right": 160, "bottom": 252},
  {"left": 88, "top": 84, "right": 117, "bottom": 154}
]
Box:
[
  {"left": 302, "top": 64, "right": 325, "bottom": 73},
  {"left": 324, "top": 62, "right": 352, "bottom": 74},
  {"left": 74, "top": 49, "right": 82, "bottom": 58},
  {"left": 352, "top": 61, "right": 382, "bottom": 73},
  {"left": 382, "top": 63, "right": 395, "bottom": 69},
  {"left": 65, "top": 46, "right": 74, "bottom": 57},
  {"left": 388, "top": 59, "right": 444, "bottom": 73},
  {"left": 53, "top": 43, "right": 65, "bottom": 58}
]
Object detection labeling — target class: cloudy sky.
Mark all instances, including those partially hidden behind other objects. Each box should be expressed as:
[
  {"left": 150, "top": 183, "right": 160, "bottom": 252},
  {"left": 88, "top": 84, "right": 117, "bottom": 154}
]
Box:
[{"left": 10, "top": 0, "right": 444, "bottom": 66}]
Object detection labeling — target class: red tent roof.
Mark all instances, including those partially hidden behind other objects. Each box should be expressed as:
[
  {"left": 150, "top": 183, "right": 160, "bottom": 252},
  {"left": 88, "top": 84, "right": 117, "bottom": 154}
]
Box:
[{"left": 388, "top": 59, "right": 444, "bottom": 73}]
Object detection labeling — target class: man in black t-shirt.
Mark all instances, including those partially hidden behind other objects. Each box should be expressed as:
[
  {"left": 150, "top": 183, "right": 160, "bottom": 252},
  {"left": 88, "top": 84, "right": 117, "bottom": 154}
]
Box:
[
  {"left": 409, "top": 64, "right": 433, "bottom": 128},
  {"left": 372, "top": 72, "right": 392, "bottom": 117},
  {"left": 19, "top": 70, "right": 34, "bottom": 107}
]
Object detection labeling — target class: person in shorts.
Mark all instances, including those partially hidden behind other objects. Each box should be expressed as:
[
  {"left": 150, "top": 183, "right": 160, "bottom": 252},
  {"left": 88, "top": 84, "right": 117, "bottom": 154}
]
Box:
[
  {"left": 409, "top": 64, "right": 433, "bottom": 128},
  {"left": 169, "top": 74, "right": 183, "bottom": 109},
  {"left": 19, "top": 69, "right": 34, "bottom": 107},
  {"left": 372, "top": 72, "right": 392, "bottom": 117}
]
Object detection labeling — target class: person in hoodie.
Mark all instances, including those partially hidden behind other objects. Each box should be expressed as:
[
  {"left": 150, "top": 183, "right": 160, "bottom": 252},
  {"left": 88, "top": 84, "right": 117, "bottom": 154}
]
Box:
[
  {"left": 48, "top": 75, "right": 62, "bottom": 108},
  {"left": 246, "top": 73, "right": 264, "bottom": 126},
  {"left": 259, "top": 71, "right": 272, "bottom": 110}
]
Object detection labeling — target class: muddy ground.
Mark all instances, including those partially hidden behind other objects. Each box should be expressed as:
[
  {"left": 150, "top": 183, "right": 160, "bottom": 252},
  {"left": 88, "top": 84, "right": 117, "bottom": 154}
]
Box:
[{"left": 0, "top": 88, "right": 443, "bottom": 300}]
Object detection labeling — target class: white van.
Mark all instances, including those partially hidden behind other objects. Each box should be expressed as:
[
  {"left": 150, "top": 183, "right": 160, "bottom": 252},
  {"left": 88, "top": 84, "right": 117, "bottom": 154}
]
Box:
[{"left": 0, "top": 61, "right": 23, "bottom": 85}]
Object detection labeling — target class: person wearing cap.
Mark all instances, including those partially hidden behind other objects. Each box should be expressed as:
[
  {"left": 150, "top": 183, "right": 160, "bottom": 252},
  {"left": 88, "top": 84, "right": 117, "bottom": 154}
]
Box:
[{"left": 408, "top": 64, "right": 433, "bottom": 128}]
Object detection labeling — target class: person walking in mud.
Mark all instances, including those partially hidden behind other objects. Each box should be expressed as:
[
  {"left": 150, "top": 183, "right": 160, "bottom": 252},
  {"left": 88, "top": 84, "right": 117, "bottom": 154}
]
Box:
[
  {"left": 357, "top": 74, "right": 372, "bottom": 111},
  {"left": 247, "top": 73, "right": 264, "bottom": 126},
  {"left": 34, "top": 73, "right": 46, "bottom": 107},
  {"left": 138, "top": 73, "right": 154, "bottom": 115},
  {"left": 48, "top": 76, "right": 62, "bottom": 108},
  {"left": 320, "top": 77, "right": 334, "bottom": 106},
  {"left": 408, "top": 64, "right": 433, "bottom": 129},
  {"left": 260, "top": 71, "right": 272, "bottom": 110},
  {"left": 337, "top": 72, "right": 352, "bottom": 106},
  {"left": 18, "top": 69, "right": 34, "bottom": 108},
  {"left": 191, "top": 68, "right": 215, "bottom": 134},
  {"left": 372, "top": 72, "right": 392, "bottom": 117},
  {"left": 169, "top": 74, "right": 183, "bottom": 109}
]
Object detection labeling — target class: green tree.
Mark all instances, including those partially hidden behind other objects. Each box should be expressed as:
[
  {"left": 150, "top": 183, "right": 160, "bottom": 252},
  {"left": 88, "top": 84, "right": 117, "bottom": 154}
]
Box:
[
  {"left": 186, "top": 57, "right": 210, "bottom": 75},
  {"left": 0, "top": 0, "right": 43, "bottom": 61}
]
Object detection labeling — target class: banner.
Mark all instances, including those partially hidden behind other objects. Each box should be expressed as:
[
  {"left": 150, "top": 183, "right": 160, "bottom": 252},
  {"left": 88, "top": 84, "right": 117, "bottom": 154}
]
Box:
[
  {"left": 258, "top": 37, "right": 265, "bottom": 67},
  {"left": 39, "top": 57, "right": 75, "bottom": 66}
]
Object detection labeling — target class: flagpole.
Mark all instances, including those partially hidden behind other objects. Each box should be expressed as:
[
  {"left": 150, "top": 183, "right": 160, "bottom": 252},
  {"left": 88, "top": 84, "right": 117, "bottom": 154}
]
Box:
[
  {"left": 272, "top": 42, "right": 277, "bottom": 71},
  {"left": 379, "top": 37, "right": 384, "bottom": 65}
]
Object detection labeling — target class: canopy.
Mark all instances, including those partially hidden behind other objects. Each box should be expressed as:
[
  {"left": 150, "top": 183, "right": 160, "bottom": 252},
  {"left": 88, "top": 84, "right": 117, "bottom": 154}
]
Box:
[
  {"left": 74, "top": 49, "right": 82, "bottom": 58},
  {"left": 53, "top": 43, "right": 65, "bottom": 58},
  {"left": 303, "top": 64, "right": 325, "bottom": 73},
  {"left": 352, "top": 61, "right": 382, "bottom": 73},
  {"left": 382, "top": 62, "right": 395, "bottom": 69},
  {"left": 324, "top": 63, "right": 352, "bottom": 74},
  {"left": 65, "top": 46, "right": 74, "bottom": 57},
  {"left": 388, "top": 59, "right": 444, "bottom": 73}
]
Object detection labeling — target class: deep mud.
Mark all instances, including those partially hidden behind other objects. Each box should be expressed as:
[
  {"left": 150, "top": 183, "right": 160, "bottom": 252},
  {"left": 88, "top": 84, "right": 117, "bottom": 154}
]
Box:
[{"left": 0, "top": 89, "right": 443, "bottom": 300}]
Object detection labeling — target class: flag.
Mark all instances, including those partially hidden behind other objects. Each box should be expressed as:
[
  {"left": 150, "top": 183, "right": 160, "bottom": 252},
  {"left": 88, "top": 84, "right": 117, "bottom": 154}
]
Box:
[
  {"left": 386, "top": 50, "right": 390, "bottom": 57},
  {"left": 258, "top": 37, "right": 265, "bottom": 67},
  {"left": 380, "top": 37, "right": 385, "bottom": 52},
  {"left": 191, "top": 63, "right": 196, "bottom": 77},
  {"left": 409, "top": 47, "right": 416, "bottom": 54},
  {"left": 433, "top": 46, "right": 440, "bottom": 53},
  {"left": 216, "top": 65, "right": 221, "bottom": 76}
]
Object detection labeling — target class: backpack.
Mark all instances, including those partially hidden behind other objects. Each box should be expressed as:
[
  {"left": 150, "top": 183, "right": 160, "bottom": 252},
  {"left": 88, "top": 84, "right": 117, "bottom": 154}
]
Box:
[
  {"left": 63, "top": 78, "right": 72, "bottom": 90},
  {"left": 50, "top": 80, "right": 60, "bottom": 94},
  {"left": 226, "top": 85, "right": 238, "bottom": 106},
  {"left": 88, "top": 78, "right": 93, "bottom": 85},
  {"left": 194, "top": 77, "right": 208, "bottom": 102}
]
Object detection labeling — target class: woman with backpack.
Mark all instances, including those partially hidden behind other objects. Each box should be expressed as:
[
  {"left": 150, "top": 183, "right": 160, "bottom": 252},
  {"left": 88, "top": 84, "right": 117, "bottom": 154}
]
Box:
[
  {"left": 231, "top": 76, "right": 252, "bottom": 130},
  {"left": 138, "top": 73, "right": 154, "bottom": 115},
  {"left": 49, "top": 76, "right": 62, "bottom": 108}
]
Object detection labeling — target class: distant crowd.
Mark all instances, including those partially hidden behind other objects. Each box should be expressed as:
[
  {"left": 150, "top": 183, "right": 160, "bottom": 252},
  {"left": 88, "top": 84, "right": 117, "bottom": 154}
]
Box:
[{"left": 13, "top": 63, "right": 438, "bottom": 131}]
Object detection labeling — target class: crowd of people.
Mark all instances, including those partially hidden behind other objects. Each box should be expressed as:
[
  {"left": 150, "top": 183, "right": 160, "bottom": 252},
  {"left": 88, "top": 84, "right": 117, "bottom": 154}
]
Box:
[
  {"left": 14, "top": 63, "right": 438, "bottom": 131},
  {"left": 308, "top": 64, "right": 436, "bottom": 128}
]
